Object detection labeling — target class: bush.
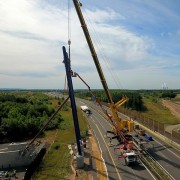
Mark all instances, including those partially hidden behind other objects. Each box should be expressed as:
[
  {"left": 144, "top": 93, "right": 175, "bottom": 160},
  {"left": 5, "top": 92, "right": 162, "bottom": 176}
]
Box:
[
  {"left": 52, "top": 143, "right": 60, "bottom": 150},
  {"left": 0, "top": 92, "right": 64, "bottom": 142},
  {"left": 80, "top": 129, "right": 88, "bottom": 138}
]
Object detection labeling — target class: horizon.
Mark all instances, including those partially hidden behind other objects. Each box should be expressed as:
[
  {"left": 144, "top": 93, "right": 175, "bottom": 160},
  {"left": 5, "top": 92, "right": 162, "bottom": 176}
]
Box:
[{"left": 0, "top": 88, "right": 180, "bottom": 91}]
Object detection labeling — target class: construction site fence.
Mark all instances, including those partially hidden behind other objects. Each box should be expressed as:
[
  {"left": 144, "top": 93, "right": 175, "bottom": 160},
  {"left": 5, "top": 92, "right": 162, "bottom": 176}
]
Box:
[
  {"left": 100, "top": 102, "right": 179, "bottom": 143},
  {"left": 119, "top": 108, "right": 180, "bottom": 144}
]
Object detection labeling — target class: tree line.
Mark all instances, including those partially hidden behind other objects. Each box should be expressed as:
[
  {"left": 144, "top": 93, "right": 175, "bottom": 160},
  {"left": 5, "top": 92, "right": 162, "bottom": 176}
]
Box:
[
  {"left": 160, "top": 90, "right": 176, "bottom": 98},
  {"left": 0, "top": 93, "right": 63, "bottom": 143},
  {"left": 76, "top": 90, "right": 147, "bottom": 111}
]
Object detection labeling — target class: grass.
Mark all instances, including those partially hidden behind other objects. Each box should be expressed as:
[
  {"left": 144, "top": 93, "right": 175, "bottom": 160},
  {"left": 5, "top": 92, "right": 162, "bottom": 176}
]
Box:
[
  {"left": 33, "top": 101, "right": 88, "bottom": 179},
  {"left": 174, "top": 94, "right": 180, "bottom": 101},
  {"left": 140, "top": 98, "right": 179, "bottom": 125}
]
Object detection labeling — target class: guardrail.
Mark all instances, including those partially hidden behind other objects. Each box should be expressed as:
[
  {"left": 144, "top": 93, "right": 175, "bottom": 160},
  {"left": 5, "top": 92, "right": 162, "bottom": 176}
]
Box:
[
  {"left": 135, "top": 121, "right": 180, "bottom": 151},
  {"left": 88, "top": 101, "right": 180, "bottom": 151},
  {"left": 140, "top": 150, "right": 175, "bottom": 180},
  {"left": 82, "top": 100, "right": 177, "bottom": 180}
]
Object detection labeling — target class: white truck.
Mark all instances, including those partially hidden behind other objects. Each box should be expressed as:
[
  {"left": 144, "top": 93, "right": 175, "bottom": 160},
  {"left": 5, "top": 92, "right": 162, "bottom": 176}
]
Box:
[
  {"left": 80, "top": 105, "right": 91, "bottom": 115},
  {"left": 117, "top": 146, "right": 138, "bottom": 166},
  {"left": 124, "top": 151, "right": 137, "bottom": 165}
]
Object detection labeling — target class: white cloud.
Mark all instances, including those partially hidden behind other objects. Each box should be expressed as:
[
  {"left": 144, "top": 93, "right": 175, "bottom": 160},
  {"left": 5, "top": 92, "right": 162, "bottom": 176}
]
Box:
[
  {"left": 0, "top": 0, "right": 179, "bottom": 89},
  {"left": 0, "top": 0, "right": 68, "bottom": 41},
  {"left": 93, "top": 24, "right": 152, "bottom": 62},
  {"left": 84, "top": 8, "right": 125, "bottom": 23}
]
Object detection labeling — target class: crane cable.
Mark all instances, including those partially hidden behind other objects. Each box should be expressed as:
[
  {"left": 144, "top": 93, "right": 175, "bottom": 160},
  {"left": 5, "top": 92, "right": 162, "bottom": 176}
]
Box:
[
  {"left": 68, "top": 0, "right": 71, "bottom": 59},
  {"left": 81, "top": 5, "right": 124, "bottom": 90},
  {"left": 63, "top": 0, "right": 71, "bottom": 97}
]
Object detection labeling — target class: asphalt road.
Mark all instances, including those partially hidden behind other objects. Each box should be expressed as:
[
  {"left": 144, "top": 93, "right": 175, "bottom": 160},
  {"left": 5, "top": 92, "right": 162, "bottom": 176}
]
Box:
[
  {"left": 146, "top": 134, "right": 180, "bottom": 180},
  {"left": 78, "top": 98, "right": 180, "bottom": 180},
  {"left": 50, "top": 93, "right": 180, "bottom": 180},
  {"left": 77, "top": 99, "right": 156, "bottom": 180}
]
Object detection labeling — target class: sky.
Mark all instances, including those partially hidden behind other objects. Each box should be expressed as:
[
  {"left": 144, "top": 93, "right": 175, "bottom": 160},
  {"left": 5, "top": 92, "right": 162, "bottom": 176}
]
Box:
[{"left": 0, "top": 0, "right": 179, "bottom": 90}]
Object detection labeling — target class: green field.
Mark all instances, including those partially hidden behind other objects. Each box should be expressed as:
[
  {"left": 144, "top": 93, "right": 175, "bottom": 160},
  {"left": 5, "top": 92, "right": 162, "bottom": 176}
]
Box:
[
  {"left": 141, "top": 98, "right": 179, "bottom": 125},
  {"left": 33, "top": 102, "right": 88, "bottom": 179}
]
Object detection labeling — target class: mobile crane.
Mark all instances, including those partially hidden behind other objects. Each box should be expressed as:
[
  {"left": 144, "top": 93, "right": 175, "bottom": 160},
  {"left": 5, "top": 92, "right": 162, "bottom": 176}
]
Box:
[{"left": 72, "top": 0, "right": 134, "bottom": 144}]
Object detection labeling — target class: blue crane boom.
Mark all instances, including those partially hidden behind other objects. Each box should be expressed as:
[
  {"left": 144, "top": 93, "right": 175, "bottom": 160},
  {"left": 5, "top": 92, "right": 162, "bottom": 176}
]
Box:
[{"left": 62, "top": 46, "right": 82, "bottom": 156}]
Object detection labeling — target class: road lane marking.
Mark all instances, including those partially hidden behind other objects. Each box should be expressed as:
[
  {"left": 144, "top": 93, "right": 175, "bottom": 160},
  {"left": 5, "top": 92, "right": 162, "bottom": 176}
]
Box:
[
  {"left": 130, "top": 168, "right": 139, "bottom": 180},
  {"left": 91, "top": 127, "right": 108, "bottom": 180},
  {"left": 140, "top": 160, "right": 157, "bottom": 180},
  {"left": 92, "top": 115, "right": 107, "bottom": 132},
  {"left": 154, "top": 139, "right": 180, "bottom": 159},
  {"left": 0, "top": 148, "right": 8, "bottom": 151},
  {"left": 145, "top": 151, "right": 176, "bottom": 180},
  {"left": 89, "top": 131, "right": 108, "bottom": 180},
  {"left": 93, "top": 114, "right": 140, "bottom": 179},
  {"left": 81, "top": 100, "right": 179, "bottom": 179},
  {"left": 95, "top": 124, "right": 122, "bottom": 180},
  {"left": 91, "top": 108, "right": 157, "bottom": 180},
  {"left": 92, "top": 103, "right": 180, "bottom": 160}
]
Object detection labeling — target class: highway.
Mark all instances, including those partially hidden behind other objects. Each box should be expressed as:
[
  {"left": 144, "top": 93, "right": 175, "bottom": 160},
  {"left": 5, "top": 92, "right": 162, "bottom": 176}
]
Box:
[
  {"left": 78, "top": 98, "right": 180, "bottom": 180},
  {"left": 49, "top": 92, "right": 180, "bottom": 179},
  {"left": 77, "top": 99, "right": 156, "bottom": 180},
  {"left": 146, "top": 134, "right": 180, "bottom": 180}
]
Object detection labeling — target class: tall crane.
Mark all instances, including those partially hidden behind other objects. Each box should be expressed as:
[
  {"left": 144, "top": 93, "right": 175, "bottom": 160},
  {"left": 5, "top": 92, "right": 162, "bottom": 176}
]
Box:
[{"left": 72, "top": 0, "right": 133, "bottom": 138}]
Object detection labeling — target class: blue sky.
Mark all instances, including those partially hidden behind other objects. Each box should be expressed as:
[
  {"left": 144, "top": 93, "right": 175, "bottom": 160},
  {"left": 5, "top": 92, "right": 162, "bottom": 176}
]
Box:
[{"left": 0, "top": 0, "right": 179, "bottom": 89}]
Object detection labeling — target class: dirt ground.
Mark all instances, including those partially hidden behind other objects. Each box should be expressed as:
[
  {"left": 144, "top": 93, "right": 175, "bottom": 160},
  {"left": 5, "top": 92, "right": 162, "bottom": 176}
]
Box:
[
  {"left": 69, "top": 131, "right": 108, "bottom": 180},
  {"left": 162, "top": 99, "right": 180, "bottom": 133},
  {"left": 162, "top": 100, "right": 180, "bottom": 120}
]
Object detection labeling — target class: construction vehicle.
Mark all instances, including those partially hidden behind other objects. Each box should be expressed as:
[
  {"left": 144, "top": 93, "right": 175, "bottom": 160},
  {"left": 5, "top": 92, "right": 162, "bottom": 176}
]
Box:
[
  {"left": 113, "top": 140, "right": 140, "bottom": 165},
  {"left": 134, "top": 124, "right": 146, "bottom": 135},
  {"left": 119, "top": 148, "right": 138, "bottom": 165},
  {"left": 72, "top": 0, "right": 134, "bottom": 145},
  {"left": 124, "top": 151, "right": 138, "bottom": 165}
]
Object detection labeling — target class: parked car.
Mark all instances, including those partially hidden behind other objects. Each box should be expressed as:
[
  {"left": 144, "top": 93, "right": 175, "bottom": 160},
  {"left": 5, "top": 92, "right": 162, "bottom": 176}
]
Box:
[{"left": 144, "top": 134, "right": 153, "bottom": 141}]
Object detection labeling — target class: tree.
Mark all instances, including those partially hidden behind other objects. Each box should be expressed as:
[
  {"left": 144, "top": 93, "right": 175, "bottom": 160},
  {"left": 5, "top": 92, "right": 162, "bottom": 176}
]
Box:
[{"left": 0, "top": 92, "right": 65, "bottom": 142}]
